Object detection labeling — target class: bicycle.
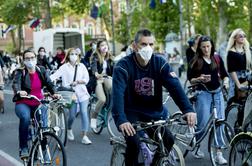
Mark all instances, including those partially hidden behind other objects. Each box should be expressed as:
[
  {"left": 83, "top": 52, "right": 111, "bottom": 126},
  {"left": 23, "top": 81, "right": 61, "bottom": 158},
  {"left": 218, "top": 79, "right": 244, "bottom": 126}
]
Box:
[
  {"left": 20, "top": 95, "right": 67, "bottom": 166},
  {"left": 229, "top": 91, "right": 252, "bottom": 166},
  {"left": 47, "top": 90, "right": 72, "bottom": 146},
  {"left": 110, "top": 119, "right": 185, "bottom": 166},
  {"left": 229, "top": 132, "right": 252, "bottom": 166},
  {"left": 88, "top": 91, "right": 119, "bottom": 137},
  {"left": 225, "top": 84, "right": 252, "bottom": 133},
  {"left": 88, "top": 82, "right": 120, "bottom": 137},
  {"left": 173, "top": 83, "right": 234, "bottom": 166}
]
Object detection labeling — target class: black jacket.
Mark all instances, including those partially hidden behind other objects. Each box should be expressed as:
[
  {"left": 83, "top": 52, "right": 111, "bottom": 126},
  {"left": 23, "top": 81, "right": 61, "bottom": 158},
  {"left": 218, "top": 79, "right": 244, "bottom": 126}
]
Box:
[
  {"left": 90, "top": 53, "right": 114, "bottom": 76},
  {"left": 12, "top": 66, "right": 55, "bottom": 101},
  {"left": 37, "top": 56, "right": 52, "bottom": 70}
]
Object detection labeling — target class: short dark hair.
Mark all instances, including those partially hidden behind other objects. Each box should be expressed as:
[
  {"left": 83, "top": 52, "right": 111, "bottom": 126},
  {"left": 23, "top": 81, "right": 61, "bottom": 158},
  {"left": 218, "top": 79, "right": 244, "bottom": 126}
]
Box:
[
  {"left": 23, "top": 49, "right": 36, "bottom": 59},
  {"left": 134, "top": 29, "right": 153, "bottom": 43}
]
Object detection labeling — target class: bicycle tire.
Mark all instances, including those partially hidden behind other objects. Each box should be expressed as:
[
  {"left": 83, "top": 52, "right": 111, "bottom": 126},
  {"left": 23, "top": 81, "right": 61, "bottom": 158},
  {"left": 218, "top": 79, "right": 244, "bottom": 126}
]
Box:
[
  {"left": 57, "top": 107, "right": 68, "bottom": 146},
  {"left": 155, "top": 144, "right": 185, "bottom": 166},
  {"left": 229, "top": 132, "right": 252, "bottom": 166},
  {"left": 107, "top": 109, "right": 121, "bottom": 137},
  {"left": 49, "top": 106, "right": 68, "bottom": 146},
  {"left": 225, "top": 103, "right": 240, "bottom": 131},
  {"left": 30, "top": 132, "right": 67, "bottom": 166},
  {"left": 208, "top": 120, "right": 234, "bottom": 166},
  {"left": 110, "top": 142, "right": 126, "bottom": 166}
]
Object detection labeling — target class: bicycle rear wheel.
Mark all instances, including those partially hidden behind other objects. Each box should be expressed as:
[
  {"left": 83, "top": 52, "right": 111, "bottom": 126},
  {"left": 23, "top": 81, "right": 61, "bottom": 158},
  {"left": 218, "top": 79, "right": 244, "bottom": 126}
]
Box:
[
  {"left": 155, "top": 144, "right": 185, "bottom": 166},
  {"left": 30, "top": 132, "right": 66, "bottom": 166},
  {"left": 208, "top": 120, "right": 234, "bottom": 166},
  {"left": 229, "top": 132, "right": 252, "bottom": 166},
  {"left": 110, "top": 141, "right": 126, "bottom": 166}
]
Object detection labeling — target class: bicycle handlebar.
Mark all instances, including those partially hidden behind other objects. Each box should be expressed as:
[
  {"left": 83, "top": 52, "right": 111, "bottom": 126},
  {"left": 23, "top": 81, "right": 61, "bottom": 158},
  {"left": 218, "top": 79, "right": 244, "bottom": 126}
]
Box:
[{"left": 188, "top": 82, "right": 222, "bottom": 94}]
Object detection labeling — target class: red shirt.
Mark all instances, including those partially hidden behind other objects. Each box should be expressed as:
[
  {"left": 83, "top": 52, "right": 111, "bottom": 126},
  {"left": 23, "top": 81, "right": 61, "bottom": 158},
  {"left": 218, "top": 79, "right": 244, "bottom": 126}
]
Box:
[{"left": 16, "top": 71, "right": 44, "bottom": 106}]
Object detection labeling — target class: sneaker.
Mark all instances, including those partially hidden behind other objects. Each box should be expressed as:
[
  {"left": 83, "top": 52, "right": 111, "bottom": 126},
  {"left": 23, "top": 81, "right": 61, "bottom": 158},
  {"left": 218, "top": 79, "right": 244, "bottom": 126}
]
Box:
[
  {"left": 67, "top": 129, "right": 74, "bottom": 141},
  {"left": 193, "top": 148, "right": 205, "bottom": 159},
  {"left": 81, "top": 135, "right": 92, "bottom": 145},
  {"left": 215, "top": 151, "right": 227, "bottom": 165},
  {"left": 90, "top": 118, "right": 97, "bottom": 129},
  {"left": 20, "top": 147, "right": 29, "bottom": 158}
]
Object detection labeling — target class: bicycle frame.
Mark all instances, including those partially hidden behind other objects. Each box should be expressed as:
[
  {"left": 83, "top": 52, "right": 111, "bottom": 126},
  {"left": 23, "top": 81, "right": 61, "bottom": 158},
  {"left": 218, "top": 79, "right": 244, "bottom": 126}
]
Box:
[{"left": 180, "top": 84, "right": 224, "bottom": 151}]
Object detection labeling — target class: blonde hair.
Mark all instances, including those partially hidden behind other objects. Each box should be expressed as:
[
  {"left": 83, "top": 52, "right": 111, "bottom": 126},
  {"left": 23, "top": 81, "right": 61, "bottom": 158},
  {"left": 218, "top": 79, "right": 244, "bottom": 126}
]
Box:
[
  {"left": 225, "top": 28, "right": 251, "bottom": 70},
  {"left": 63, "top": 48, "right": 80, "bottom": 64}
]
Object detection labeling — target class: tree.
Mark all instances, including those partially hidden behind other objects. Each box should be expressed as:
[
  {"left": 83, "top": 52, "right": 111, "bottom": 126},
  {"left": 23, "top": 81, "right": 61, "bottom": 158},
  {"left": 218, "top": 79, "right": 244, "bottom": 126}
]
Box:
[{"left": 0, "top": 0, "right": 39, "bottom": 52}]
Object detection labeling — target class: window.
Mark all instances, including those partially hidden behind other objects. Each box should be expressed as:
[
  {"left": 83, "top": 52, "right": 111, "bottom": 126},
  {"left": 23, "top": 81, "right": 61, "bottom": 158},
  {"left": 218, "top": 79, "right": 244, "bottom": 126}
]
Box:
[{"left": 87, "top": 24, "right": 94, "bottom": 36}]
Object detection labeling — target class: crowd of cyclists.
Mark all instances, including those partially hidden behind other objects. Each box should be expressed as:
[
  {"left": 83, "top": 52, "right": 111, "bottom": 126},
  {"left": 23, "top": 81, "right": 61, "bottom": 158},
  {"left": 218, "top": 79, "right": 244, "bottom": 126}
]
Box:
[{"left": 0, "top": 27, "right": 250, "bottom": 165}]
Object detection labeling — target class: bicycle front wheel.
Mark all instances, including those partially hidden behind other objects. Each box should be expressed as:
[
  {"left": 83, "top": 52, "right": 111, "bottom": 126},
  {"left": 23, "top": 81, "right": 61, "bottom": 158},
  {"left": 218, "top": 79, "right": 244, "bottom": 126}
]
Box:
[
  {"left": 225, "top": 103, "right": 240, "bottom": 129},
  {"left": 155, "top": 144, "right": 185, "bottom": 166},
  {"left": 229, "top": 132, "right": 252, "bottom": 166},
  {"left": 208, "top": 120, "right": 234, "bottom": 166},
  {"left": 30, "top": 132, "right": 67, "bottom": 166},
  {"left": 49, "top": 106, "right": 68, "bottom": 146},
  {"left": 110, "top": 142, "right": 126, "bottom": 166},
  {"left": 107, "top": 110, "right": 121, "bottom": 137}
]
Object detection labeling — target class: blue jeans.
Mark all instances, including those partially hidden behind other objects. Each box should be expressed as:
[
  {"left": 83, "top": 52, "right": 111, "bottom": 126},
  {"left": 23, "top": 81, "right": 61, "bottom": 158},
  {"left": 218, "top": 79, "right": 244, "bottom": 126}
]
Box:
[
  {"left": 68, "top": 100, "right": 89, "bottom": 132},
  {"left": 15, "top": 104, "right": 47, "bottom": 149},
  {"left": 195, "top": 89, "right": 226, "bottom": 148}
]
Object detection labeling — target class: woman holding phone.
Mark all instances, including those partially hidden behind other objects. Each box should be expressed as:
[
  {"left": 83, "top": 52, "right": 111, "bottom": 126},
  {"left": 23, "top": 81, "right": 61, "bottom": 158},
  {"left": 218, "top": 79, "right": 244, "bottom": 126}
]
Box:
[{"left": 187, "top": 36, "right": 229, "bottom": 164}]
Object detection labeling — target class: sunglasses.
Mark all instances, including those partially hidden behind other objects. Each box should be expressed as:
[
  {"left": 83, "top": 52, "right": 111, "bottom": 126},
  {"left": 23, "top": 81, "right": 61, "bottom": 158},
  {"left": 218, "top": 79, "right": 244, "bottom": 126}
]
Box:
[
  {"left": 237, "top": 34, "right": 246, "bottom": 39},
  {"left": 200, "top": 36, "right": 211, "bottom": 42}
]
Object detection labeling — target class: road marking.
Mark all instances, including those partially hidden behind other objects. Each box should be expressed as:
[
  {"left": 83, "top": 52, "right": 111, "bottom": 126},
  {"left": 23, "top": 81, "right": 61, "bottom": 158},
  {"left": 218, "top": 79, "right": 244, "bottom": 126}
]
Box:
[{"left": 0, "top": 150, "right": 22, "bottom": 166}]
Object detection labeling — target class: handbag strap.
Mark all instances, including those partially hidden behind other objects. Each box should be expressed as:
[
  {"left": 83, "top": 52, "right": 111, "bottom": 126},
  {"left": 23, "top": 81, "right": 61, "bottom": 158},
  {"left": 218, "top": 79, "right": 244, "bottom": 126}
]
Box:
[{"left": 73, "top": 65, "right": 78, "bottom": 82}]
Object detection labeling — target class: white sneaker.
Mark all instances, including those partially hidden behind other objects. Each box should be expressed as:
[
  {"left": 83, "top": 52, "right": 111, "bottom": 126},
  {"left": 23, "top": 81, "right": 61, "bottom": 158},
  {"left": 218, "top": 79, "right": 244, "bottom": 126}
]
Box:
[
  {"left": 81, "top": 135, "right": 92, "bottom": 145},
  {"left": 90, "top": 118, "right": 97, "bottom": 129},
  {"left": 67, "top": 129, "right": 74, "bottom": 141},
  {"left": 215, "top": 151, "right": 227, "bottom": 165},
  {"left": 193, "top": 148, "right": 205, "bottom": 159}
]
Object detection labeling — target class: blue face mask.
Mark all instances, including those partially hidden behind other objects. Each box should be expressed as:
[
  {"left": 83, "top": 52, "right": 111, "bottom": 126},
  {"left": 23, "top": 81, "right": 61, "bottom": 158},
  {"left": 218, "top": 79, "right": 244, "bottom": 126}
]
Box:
[{"left": 24, "top": 60, "right": 36, "bottom": 69}]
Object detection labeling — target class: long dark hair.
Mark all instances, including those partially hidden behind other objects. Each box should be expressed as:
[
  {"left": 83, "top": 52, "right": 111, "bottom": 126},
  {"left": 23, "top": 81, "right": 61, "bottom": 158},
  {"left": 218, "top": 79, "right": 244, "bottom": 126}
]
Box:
[{"left": 190, "top": 35, "right": 217, "bottom": 72}]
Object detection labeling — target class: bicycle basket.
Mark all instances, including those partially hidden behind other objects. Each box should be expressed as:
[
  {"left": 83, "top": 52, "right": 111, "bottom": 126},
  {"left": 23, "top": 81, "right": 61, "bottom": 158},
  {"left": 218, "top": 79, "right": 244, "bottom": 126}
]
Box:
[
  {"left": 167, "top": 121, "right": 195, "bottom": 144},
  {"left": 57, "top": 91, "right": 76, "bottom": 108},
  {"left": 243, "top": 92, "right": 252, "bottom": 130}
]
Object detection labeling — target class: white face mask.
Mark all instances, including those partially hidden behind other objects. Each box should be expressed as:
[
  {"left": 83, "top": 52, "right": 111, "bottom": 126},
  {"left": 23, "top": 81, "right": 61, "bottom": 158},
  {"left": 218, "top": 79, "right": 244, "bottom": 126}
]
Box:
[
  {"left": 138, "top": 45, "right": 153, "bottom": 62},
  {"left": 24, "top": 60, "right": 37, "bottom": 69},
  {"left": 92, "top": 44, "right": 97, "bottom": 51},
  {"left": 69, "top": 54, "right": 78, "bottom": 63}
]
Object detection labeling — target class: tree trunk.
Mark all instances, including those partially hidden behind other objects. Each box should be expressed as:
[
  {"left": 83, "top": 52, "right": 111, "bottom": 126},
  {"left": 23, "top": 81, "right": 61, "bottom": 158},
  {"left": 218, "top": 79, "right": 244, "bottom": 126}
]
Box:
[
  {"left": 216, "top": 0, "right": 227, "bottom": 50},
  {"left": 17, "top": 25, "right": 23, "bottom": 53},
  {"left": 10, "top": 30, "right": 17, "bottom": 51},
  {"left": 44, "top": 0, "right": 52, "bottom": 29},
  {"left": 126, "top": 0, "right": 132, "bottom": 45},
  {"left": 249, "top": 0, "right": 252, "bottom": 44}
]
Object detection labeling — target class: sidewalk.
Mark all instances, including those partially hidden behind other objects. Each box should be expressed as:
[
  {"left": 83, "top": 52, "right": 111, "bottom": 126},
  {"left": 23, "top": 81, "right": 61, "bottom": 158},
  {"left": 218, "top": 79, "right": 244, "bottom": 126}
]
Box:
[{"left": 0, "top": 150, "right": 22, "bottom": 166}]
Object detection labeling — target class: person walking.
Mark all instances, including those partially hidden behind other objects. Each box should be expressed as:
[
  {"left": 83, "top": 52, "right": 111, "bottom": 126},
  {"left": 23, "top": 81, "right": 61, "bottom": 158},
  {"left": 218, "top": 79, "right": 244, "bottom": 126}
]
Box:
[
  {"left": 50, "top": 48, "right": 92, "bottom": 144},
  {"left": 188, "top": 36, "right": 229, "bottom": 164}
]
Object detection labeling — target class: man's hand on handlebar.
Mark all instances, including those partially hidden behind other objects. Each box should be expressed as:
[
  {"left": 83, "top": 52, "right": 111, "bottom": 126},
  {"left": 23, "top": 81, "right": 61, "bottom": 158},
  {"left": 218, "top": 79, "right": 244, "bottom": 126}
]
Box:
[
  {"left": 184, "top": 112, "right": 196, "bottom": 127},
  {"left": 119, "top": 122, "right": 136, "bottom": 137}
]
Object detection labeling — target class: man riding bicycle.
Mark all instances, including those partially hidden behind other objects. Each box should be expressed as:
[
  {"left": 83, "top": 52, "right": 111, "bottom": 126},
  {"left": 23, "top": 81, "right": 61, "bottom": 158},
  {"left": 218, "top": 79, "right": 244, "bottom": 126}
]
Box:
[{"left": 112, "top": 29, "right": 196, "bottom": 166}]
